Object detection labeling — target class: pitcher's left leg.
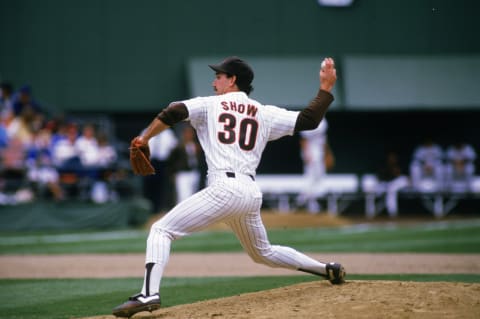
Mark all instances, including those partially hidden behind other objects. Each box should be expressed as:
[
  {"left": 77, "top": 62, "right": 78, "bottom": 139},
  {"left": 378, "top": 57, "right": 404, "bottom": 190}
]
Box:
[{"left": 227, "top": 210, "right": 345, "bottom": 284}]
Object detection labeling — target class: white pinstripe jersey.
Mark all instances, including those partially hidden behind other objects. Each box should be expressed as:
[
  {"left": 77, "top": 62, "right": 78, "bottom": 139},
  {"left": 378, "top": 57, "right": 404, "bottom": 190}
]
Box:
[{"left": 182, "top": 92, "right": 299, "bottom": 177}]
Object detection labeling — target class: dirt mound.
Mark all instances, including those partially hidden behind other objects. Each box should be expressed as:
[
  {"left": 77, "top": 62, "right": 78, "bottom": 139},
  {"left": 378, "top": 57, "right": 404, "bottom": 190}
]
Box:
[
  {"left": 81, "top": 280, "right": 480, "bottom": 319},
  {"left": 146, "top": 211, "right": 353, "bottom": 231}
]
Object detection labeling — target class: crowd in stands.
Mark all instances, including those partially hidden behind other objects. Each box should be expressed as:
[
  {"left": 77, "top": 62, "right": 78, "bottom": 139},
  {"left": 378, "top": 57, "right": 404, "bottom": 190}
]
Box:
[
  {"left": 0, "top": 81, "right": 204, "bottom": 211},
  {"left": 0, "top": 81, "right": 131, "bottom": 205}
]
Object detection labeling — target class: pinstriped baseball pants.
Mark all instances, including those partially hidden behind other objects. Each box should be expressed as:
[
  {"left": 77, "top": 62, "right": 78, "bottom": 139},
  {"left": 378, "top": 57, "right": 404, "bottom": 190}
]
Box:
[{"left": 142, "top": 171, "right": 327, "bottom": 295}]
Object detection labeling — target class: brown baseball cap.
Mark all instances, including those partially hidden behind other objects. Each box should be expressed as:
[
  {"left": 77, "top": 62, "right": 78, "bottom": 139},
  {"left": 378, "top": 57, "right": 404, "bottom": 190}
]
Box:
[{"left": 209, "top": 56, "right": 254, "bottom": 85}]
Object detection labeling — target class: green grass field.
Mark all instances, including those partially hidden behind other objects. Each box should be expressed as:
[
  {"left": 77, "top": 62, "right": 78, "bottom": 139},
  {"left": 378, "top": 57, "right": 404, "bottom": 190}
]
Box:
[
  {"left": 1, "top": 218, "right": 480, "bottom": 254},
  {"left": 1, "top": 218, "right": 479, "bottom": 319}
]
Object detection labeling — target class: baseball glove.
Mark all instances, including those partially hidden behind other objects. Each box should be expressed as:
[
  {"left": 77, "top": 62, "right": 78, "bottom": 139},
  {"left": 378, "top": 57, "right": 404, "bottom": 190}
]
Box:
[{"left": 129, "top": 137, "right": 155, "bottom": 176}]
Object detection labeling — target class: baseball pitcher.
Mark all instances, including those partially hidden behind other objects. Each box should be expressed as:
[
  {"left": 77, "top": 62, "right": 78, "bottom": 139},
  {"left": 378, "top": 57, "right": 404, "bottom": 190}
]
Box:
[{"left": 114, "top": 56, "right": 345, "bottom": 317}]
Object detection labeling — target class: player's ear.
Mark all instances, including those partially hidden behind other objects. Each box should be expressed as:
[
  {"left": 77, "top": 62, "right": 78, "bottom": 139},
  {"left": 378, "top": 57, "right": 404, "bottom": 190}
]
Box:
[{"left": 229, "top": 75, "right": 237, "bottom": 87}]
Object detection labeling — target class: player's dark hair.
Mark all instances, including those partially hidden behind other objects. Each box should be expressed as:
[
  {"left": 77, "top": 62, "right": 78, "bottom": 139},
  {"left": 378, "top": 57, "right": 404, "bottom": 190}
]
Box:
[{"left": 235, "top": 77, "right": 254, "bottom": 95}]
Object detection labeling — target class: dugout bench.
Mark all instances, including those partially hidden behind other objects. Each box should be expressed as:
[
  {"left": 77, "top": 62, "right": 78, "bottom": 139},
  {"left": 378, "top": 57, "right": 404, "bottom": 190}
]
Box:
[{"left": 361, "top": 174, "right": 480, "bottom": 218}]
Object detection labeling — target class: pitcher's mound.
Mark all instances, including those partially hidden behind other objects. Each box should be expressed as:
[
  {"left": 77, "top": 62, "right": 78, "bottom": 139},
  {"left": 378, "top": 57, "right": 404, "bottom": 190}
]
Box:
[{"left": 84, "top": 280, "right": 480, "bottom": 319}]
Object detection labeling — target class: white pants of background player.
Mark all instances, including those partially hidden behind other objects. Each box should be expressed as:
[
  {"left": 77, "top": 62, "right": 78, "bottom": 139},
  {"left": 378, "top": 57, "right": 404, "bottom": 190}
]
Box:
[
  {"left": 141, "top": 171, "right": 329, "bottom": 296},
  {"left": 299, "top": 158, "right": 326, "bottom": 213},
  {"left": 380, "top": 176, "right": 409, "bottom": 217},
  {"left": 175, "top": 170, "right": 200, "bottom": 204}
]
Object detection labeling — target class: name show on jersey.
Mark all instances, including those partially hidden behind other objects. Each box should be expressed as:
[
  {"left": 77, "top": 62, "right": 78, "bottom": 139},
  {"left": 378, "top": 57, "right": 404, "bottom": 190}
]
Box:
[{"left": 220, "top": 101, "right": 258, "bottom": 117}]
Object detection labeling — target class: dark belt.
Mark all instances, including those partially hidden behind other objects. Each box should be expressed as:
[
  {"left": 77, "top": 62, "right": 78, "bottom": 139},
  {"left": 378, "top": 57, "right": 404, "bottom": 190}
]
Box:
[{"left": 226, "top": 172, "right": 255, "bottom": 181}]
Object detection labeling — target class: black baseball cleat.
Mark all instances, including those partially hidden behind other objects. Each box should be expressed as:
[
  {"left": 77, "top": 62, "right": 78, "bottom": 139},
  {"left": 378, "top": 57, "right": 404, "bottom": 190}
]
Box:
[
  {"left": 112, "top": 293, "right": 161, "bottom": 317},
  {"left": 325, "top": 262, "right": 346, "bottom": 284}
]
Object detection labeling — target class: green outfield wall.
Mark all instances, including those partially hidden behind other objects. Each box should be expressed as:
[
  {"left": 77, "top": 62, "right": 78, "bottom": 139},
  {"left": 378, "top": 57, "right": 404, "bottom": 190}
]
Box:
[{"left": 1, "top": 0, "right": 479, "bottom": 112}]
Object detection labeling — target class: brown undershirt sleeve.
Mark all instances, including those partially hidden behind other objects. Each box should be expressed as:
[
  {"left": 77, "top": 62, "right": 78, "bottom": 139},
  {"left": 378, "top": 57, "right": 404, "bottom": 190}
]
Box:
[
  {"left": 157, "top": 102, "right": 189, "bottom": 126},
  {"left": 294, "top": 89, "right": 334, "bottom": 132}
]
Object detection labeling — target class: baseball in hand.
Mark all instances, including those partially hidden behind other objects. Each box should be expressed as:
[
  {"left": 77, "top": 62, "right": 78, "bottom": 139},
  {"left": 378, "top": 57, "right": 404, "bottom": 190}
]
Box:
[{"left": 321, "top": 59, "right": 334, "bottom": 69}]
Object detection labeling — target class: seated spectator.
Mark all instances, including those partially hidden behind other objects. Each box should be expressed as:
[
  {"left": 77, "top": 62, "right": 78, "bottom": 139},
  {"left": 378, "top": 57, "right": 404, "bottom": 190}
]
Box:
[
  {"left": 96, "top": 131, "right": 117, "bottom": 169},
  {"left": 12, "top": 84, "right": 42, "bottom": 118},
  {"left": 52, "top": 123, "right": 81, "bottom": 169},
  {"left": 0, "top": 136, "right": 34, "bottom": 204},
  {"left": 0, "top": 123, "right": 7, "bottom": 149},
  {"left": 27, "top": 149, "right": 64, "bottom": 201},
  {"left": 25, "top": 125, "right": 64, "bottom": 201},
  {"left": 444, "top": 141, "right": 477, "bottom": 192},
  {"left": 410, "top": 137, "right": 445, "bottom": 192},
  {"left": 9, "top": 85, "right": 44, "bottom": 141},
  {"left": 89, "top": 131, "right": 119, "bottom": 204},
  {"left": 4, "top": 107, "right": 34, "bottom": 146},
  {"left": 51, "top": 123, "right": 84, "bottom": 197},
  {"left": 75, "top": 123, "right": 111, "bottom": 202},
  {"left": 75, "top": 123, "right": 99, "bottom": 168},
  {"left": 49, "top": 116, "right": 69, "bottom": 147},
  {"left": 0, "top": 82, "right": 15, "bottom": 124}
]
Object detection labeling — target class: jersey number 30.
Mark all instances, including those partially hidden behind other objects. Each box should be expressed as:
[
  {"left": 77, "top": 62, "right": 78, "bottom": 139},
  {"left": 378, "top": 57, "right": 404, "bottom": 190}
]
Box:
[{"left": 218, "top": 113, "right": 258, "bottom": 151}]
